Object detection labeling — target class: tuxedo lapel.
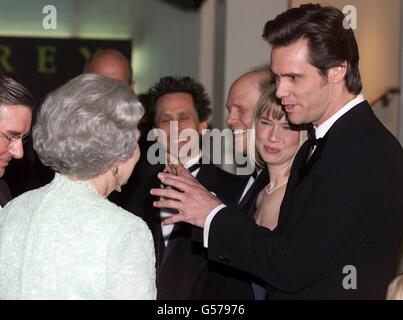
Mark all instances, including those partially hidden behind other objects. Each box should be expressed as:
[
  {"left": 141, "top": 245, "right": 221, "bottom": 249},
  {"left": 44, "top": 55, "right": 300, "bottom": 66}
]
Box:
[
  {"left": 158, "top": 164, "right": 213, "bottom": 298},
  {"left": 238, "top": 168, "right": 268, "bottom": 213},
  {"left": 161, "top": 222, "right": 190, "bottom": 268},
  {"left": 279, "top": 101, "right": 374, "bottom": 233},
  {"left": 141, "top": 174, "right": 166, "bottom": 275},
  {"left": 160, "top": 162, "right": 211, "bottom": 270},
  {"left": 283, "top": 141, "right": 311, "bottom": 202}
]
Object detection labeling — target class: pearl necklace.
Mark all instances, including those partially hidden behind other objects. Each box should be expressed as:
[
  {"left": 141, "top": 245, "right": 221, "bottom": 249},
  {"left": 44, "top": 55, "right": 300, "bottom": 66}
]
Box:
[{"left": 264, "top": 181, "right": 288, "bottom": 197}]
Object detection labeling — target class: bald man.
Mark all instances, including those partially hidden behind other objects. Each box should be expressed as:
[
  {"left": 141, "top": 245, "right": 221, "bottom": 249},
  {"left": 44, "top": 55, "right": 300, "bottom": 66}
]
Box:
[
  {"left": 85, "top": 49, "right": 134, "bottom": 90},
  {"left": 227, "top": 68, "right": 271, "bottom": 156}
]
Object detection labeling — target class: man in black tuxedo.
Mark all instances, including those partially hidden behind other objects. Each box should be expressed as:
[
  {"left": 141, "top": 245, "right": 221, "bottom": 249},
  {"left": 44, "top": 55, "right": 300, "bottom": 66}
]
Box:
[
  {"left": 152, "top": 4, "right": 403, "bottom": 299},
  {"left": 0, "top": 75, "right": 33, "bottom": 207},
  {"left": 120, "top": 76, "right": 248, "bottom": 299}
]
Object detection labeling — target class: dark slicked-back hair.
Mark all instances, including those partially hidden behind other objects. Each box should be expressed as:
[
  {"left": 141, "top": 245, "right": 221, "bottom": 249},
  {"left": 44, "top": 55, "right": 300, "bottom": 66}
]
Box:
[
  {"left": 262, "top": 3, "right": 362, "bottom": 95},
  {"left": 147, "top": 76, "right": 211, "bottom": 125},
  {"left": 0, "top": 74, "right": 34, "bottom": 109}
]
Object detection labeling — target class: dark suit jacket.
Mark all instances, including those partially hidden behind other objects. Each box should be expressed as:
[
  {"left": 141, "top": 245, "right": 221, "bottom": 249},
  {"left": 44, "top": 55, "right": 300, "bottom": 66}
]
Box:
[
  {"left": 208, "top": 101, "right": 403, "bottom": 299},
  {"left": 202, "top": 168, "right": 269, "bottom": 300},
  {"left": 0, "top": 178, "right": 12, "bottom": 207},
  {"left": 121, "top": 162, "right": 248, "bottom": 299}
]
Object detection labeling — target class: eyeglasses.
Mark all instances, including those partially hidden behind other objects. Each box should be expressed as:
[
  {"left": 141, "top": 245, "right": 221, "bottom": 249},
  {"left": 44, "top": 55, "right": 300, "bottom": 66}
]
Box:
[{"left": 0, "top": 131, "right": 30, "bottom": 146}]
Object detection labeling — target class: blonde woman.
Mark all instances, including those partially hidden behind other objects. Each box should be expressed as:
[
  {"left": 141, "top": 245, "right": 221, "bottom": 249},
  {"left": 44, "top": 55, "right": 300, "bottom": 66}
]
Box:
[{"left": 253, "top": 85, "right": 304, "bottom": 230}]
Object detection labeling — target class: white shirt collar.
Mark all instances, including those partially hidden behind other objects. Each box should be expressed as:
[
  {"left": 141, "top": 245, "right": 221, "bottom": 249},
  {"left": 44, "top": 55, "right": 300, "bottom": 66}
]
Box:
[
  {"left": 183, "top": 152, "right": 202, "bottom": 169},
  {"left": 315, "top": 94, "right": 365, "bottom": 139}
]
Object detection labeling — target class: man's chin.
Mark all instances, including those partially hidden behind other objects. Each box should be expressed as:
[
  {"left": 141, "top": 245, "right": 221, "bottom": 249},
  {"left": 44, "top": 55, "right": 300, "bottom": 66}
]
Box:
[{"left": 287, "top": 115, "right": 304, "bottom": 125}]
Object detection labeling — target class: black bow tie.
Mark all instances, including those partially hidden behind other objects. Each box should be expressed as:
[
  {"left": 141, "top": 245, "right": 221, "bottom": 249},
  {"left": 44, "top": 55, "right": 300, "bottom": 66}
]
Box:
[
  {"left": 307, "top": 124, "right": 325, "bottom": 147},
  {"left": 187, "top": 162, "right": 201, "bottom": 174},
  {"left": 299, "top": 125, "right": 328, "bottom": 181}
]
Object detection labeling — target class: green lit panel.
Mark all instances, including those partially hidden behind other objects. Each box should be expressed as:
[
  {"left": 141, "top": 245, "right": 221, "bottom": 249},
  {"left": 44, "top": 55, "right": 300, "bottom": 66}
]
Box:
[
  {"left": 77, "top": 0, "right": 131, "bottom": 39},
  {"left": 0, "top": 0, "right": 73, "bottom": 37}
]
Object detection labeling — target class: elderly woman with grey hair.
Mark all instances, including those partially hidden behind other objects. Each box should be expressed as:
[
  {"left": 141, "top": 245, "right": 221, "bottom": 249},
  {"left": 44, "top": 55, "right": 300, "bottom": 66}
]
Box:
[{"left": 0, "top": 74, "right": 156, "bottom": 299}]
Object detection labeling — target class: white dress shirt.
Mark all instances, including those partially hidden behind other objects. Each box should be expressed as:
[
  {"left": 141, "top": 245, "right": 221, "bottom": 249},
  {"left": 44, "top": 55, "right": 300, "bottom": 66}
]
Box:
[
  {"left": 161, "top": 153, "right": 201, "bottom": 247},
  {"left": 315, "top": 93, "right": 364, "bottom": 138}
]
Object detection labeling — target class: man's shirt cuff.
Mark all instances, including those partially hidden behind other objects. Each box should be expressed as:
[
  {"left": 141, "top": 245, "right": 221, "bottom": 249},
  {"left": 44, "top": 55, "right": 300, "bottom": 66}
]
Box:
[{"left": 203, "top": 204, "right": 227, "bottom": 248}]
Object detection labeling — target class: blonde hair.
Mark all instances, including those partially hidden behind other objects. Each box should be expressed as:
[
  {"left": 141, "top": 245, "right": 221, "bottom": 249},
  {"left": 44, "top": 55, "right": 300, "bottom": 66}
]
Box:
[
  {"left": 252, "top": 84, "right": 285, "bottom": 168},
  {"left": 386, "top": 273, "right": 403, "bottom": 300}
]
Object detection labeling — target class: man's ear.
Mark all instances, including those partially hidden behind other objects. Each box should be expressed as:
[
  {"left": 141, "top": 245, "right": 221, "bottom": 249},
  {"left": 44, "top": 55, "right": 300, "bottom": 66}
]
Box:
[
  {"left": 198, "top": 120, "right": 208, "bottom": 134},
  {"left": 329, "top": 61, "right": 347, "bottom": 84},
  {"left": 130, "top": 80, "right": 135, "bottom": 92}
]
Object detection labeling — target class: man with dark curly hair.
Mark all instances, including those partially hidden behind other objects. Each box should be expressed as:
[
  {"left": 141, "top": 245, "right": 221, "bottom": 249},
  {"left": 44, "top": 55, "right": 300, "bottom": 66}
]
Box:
[
  {"left": 120, "top": 76, "right": 248, "bottom": 299},
  {"left": 146, "top": 76, "right": 211, "bottom": 162}
]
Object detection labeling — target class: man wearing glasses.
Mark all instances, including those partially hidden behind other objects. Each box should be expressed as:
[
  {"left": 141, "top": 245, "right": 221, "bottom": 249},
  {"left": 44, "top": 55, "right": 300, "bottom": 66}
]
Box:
[{"left": 0, "top": 74, "right": 33, "bottom": 208}]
